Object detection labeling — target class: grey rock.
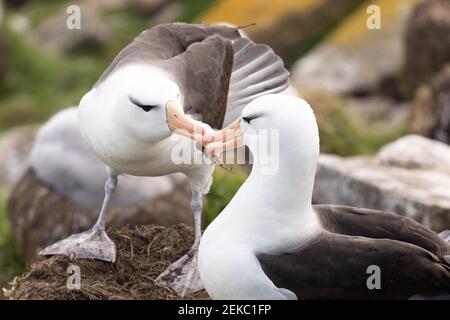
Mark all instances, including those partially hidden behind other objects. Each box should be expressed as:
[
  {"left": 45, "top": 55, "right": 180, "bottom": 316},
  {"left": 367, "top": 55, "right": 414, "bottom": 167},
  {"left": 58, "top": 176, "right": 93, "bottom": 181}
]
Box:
[
  {"left": 33, "top": 4, "right": 112, "bottom": 53},
  {"left": 292, "top": 0, "right": 416, "bottom": 95},
  {"left": 0, "top": 126, "right": 37, "bottom": 187},
  {"left": 411, "top": 65, "right": 450, "bottom": 144},
  {"left": 404, "top": 0, "right": 450, "bottom": 91},
  {"left": 313, "top": 135, "right": 450, "bottom": 230}
]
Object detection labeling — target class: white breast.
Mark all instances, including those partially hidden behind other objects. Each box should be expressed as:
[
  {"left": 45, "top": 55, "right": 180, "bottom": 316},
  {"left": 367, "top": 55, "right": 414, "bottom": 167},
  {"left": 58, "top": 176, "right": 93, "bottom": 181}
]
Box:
[{"left": 77, "top": 89, "right": 209, "bottom": 178}]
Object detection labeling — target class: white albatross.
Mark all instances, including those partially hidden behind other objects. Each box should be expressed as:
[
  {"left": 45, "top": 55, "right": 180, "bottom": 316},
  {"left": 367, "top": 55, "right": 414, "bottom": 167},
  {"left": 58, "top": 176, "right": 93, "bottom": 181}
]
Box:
[
  {"left": 198, "top": 94, "right": 450, "bottom": 300},
  {"left": 39, "top": 23, "right": 289, "bottom": 296}
]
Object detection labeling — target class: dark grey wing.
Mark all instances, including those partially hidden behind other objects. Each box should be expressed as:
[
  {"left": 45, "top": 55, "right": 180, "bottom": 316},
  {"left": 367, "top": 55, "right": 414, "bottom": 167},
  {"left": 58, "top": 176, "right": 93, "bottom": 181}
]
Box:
[
  {"left": 166, "top": 35, "right": 234, "bottom": 129},
  {"left": 94, "top": 22, "right": 289, "bottom": 129},
  {"left": 258, "top": 232, "right": 450, "bottom": 300},
  {"left": 223, "top": 38, "right": 290, "bottom": 126},
  {"left": 314, "top": 204, "right": 450, "bottom": 260},
  {"left": 168, "top": 36, "right": 290, "bottom": 129},
  {"left": 95, "top": 23, "right": 241, "bottom": 88}
]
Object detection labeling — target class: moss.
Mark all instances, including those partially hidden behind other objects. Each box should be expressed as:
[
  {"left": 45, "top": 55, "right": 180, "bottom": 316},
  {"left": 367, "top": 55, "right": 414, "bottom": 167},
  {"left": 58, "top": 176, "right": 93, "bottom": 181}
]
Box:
[
  {"left": 0, "top": 26, "right": 104, "bottom": 132},
  {"left": 0, "top": 188, "right": 25, "bottom": 297},
  {"left": 204, "top": 166, "right": 248, "bottom": 225},
  {"left": 330, "top": 0, "right": 420, "bottom": 46},
  {"left": 304, "top": 91, "right": 407, "bottom": 156},
  {"left": 176, "top": 0, "right": 217, "bottom": 23},
  {"left": 202, "top": 0, "right": 323, "bottom": 27},
  {"left": 284, "top": 0, "right": 364, "bottom": 67},
  {"left": 102, "top": 8, "right": 151, "bottom": 59},
  {"left": 15, "top": 0, "right": 70, "bottom": 26}
]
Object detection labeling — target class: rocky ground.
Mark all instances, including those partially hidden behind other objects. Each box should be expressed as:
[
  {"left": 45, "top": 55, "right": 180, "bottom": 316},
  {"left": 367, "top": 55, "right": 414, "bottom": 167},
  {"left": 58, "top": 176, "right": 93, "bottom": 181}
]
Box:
[{"left": 314, "top": 135, "right": 450, "bottom": 231}]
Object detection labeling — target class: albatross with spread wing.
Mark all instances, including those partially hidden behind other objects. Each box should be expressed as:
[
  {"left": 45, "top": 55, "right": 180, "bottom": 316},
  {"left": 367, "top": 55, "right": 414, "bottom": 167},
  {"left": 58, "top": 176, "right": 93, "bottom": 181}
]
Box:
[{"left": 40, "top": 23, "right": 289, "bottom": 296}]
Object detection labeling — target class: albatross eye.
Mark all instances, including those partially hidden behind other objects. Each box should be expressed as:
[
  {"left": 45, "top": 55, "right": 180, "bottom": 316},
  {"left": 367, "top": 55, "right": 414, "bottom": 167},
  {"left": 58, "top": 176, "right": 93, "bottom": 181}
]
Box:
[
  {"left": 129, "top": 96, "right": 157, "bottom": 112},
  {"left": 242, "top": 113, "right": 263, "bottom": 124}
]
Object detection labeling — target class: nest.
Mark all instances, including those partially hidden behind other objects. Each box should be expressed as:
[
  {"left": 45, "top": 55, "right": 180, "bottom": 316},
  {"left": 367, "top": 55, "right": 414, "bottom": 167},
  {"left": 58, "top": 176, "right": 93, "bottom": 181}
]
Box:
[{"left": 7, "top": 224, "right": 209, "bottom": 300}]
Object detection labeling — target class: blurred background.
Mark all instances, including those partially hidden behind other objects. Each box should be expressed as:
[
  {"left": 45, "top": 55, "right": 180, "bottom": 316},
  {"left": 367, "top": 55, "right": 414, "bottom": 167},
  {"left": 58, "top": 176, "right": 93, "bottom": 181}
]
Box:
[{"left": 0, "top": 0, "right": 449, "bottom": 296}]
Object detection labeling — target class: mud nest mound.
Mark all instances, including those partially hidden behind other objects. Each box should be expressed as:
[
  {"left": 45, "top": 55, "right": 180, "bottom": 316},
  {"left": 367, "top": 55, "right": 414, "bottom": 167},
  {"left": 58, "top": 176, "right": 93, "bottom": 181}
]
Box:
[{"left": 8, "top": 224, "right": 209, "bottom": 300}]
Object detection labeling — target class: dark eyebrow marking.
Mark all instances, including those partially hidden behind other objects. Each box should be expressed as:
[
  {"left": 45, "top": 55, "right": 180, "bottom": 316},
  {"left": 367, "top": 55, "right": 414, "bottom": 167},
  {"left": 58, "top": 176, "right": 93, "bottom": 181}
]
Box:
[
  {"left": 242, "top": 112, "right": 264, "bottom": 124},
  {"left": 129, "top": 96, "right": 157, "bottom": 112}
]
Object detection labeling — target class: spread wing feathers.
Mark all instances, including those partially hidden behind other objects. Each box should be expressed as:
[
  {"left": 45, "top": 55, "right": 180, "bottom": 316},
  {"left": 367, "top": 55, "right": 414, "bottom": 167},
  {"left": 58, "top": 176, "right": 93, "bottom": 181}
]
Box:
[
  {"left": 439, "top": 230, "right": 450, "bottom": 243},
  {"left": 95, "top": 23, "right": 240, "bottom": 89},
  {"left": 223, "top": 38, "right": 290, "bottom": 127},
  {"left": 167, "top": 35, "right": 234, "bottom": 129},
  {"left": 258, "top": 233, "right": 450, "bottom": 300},
  {"left": 314, "top": 205, "right": 450, "bottom": 260}
]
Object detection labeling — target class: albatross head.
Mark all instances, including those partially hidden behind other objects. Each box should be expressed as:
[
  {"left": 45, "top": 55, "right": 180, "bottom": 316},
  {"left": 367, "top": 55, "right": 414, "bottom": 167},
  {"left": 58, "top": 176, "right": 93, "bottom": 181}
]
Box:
[
  {"left": 205, "top": 94, "right": 320, "bottom": 165},
  {"left": 83, "top": 64, "right": 208, "bottom": 144}
]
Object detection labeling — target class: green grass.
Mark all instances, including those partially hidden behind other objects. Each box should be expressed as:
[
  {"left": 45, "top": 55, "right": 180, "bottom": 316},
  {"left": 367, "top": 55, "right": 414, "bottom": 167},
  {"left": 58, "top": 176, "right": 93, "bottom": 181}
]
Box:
[
  {"left": 204, "top": 166, "right": 248, "bottom": 225},
  {"left": 0, "top": 26, "right": 105, "bottom": 132},
  {"left": 304, "top": 91, "right": 407, "bottom": 156},
  {"left": 15, "top": 0, "right": 69, "bottom": 26},
  {"left": 176, "top": 0, "right": 217, "bottom": 23},
  {"left": 0, "top": 188, "right": 25, "bottom": 296}
]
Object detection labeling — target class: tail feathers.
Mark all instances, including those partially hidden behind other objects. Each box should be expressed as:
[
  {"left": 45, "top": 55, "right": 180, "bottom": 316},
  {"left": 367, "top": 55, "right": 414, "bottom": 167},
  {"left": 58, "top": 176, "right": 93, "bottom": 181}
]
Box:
[
  {"left": 439, "top": 230, "right": 450, "bottom": 243},
  {"left": 223, "top": 38, "right": 289, "bottom": 127}
]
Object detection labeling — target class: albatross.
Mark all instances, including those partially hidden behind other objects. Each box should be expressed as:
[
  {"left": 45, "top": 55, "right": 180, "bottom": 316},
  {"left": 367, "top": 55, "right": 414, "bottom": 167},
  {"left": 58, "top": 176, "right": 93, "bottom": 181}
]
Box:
[
  {"left": 198, "top": 94, "right": 450, "bottom": 300},
  {"left": 40, "top": 23, "right": 289, "bottom": 296}
]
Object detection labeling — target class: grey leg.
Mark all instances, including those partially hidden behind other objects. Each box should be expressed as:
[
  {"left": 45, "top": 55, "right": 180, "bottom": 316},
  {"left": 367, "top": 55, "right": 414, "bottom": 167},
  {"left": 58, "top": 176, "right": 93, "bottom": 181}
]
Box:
[
  {"left": 190, "top": 190, "right": 202, "bottom": 252},
  {"left": 93, "top": 174, "right": 118, "bottom": 233},
  {"left": 40, "top": 173, "right": 118, "bottom": 262},
  {"left": 156, "top": 189, "right": 204, "bottom": 296}
]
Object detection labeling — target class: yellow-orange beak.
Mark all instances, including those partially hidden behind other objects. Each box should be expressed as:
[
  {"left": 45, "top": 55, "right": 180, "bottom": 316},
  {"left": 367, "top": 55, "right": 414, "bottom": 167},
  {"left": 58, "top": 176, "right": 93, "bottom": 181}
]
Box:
[
  {"left": 166, "top": 100, "right": 207, "bottom": 145},
  {"left": 204, "top": 117, "right": 244, "bottom": 157}
]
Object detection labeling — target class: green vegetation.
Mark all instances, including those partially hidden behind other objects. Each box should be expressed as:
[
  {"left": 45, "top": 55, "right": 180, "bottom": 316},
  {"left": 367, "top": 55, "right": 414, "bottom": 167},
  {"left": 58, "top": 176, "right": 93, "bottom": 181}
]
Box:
[
  {"left": 204, "top": 166, "right": 248, "bottom": 225},
  {"left": 0, "top": 188, "right": 25, "bottom": 294},
  {"left": 0, "top": 27, "right": 104, "bottom": 132},
  {"left": 305, "top": 91, "right": 407, "bottom": 156},
  {"left": 177, "top": 0, "right": 217, "bottom": 23}
]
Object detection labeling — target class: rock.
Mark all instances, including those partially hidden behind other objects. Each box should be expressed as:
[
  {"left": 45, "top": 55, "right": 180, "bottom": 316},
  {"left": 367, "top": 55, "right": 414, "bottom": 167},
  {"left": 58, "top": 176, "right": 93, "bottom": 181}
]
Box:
[
  {"left": 202, "top": 0, "right": 365, "bottom": 64},
  {"left": 377, "top": 135, "right": 450, "bottom": 173},
  {"left": 404, "top": 0, "right": 450, "bottom": 91},
  {"left": 313, "top": 135, "right": 450, "bottom": 230},
  {"left": 152, "top": 1, "right": 183, "bottom": 25},
  {"left": 411, "top": 65, "right": 450, "bottom": 144},
  {"left": 32, "top": 4, "right": 112, "bottom": 53},
  {"left": 292, "top": 0, "right": 419, "bottom": 96},
  {"left": 0, "top": 126, "right": 37, "bottom": 187},
  {"left": 7, "top": 108, "right": 193, "bottom": 263},
  {"left": 8, "top": 224, "right": 209, "bottom": 300}
]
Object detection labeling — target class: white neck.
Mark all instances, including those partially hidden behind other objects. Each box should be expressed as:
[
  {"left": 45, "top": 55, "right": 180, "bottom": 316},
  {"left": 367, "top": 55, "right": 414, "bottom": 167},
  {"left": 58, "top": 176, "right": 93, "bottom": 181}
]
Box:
[
  {"left": 247, "top": 130, "right": 318, "bottom": 222},
  {"left": 217, "top": 128, "right": 321, "bottom": 253}
]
